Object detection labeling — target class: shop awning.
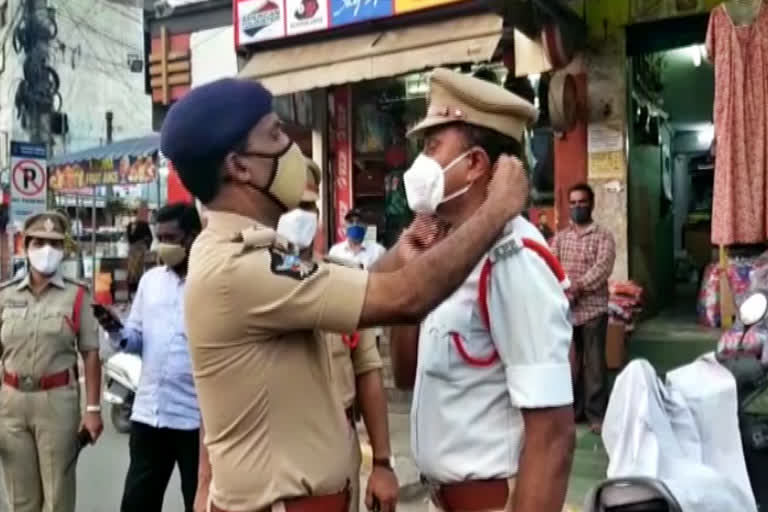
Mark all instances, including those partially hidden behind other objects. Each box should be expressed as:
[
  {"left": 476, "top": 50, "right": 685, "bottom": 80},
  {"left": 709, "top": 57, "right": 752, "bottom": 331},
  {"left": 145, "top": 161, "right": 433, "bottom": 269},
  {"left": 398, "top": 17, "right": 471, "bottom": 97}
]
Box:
[
  {"left": 238, "top": 13, "right": 504, "bottom": 96},
  {"left": 49, "top": 133, "right": 160, "bottom": 167}
]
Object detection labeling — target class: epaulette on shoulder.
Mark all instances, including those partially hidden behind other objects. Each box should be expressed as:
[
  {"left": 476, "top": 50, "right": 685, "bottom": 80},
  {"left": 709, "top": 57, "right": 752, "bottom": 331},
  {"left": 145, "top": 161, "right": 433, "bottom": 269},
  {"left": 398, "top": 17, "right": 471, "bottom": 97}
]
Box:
[
  {"left": 63, "top": 276, "right": 91, "bottom": 290},
  {"left": 0, "top": 275, "right": 23, "bottom": 290},
  {"left": 232, "top": 226, "right": 276, "bottom": 254},
  {"left": 490, "top": 234, "right": 523, "bottom": 263},
  {"left": 324, "top": 255, "right": 363, "bottom": 269}
]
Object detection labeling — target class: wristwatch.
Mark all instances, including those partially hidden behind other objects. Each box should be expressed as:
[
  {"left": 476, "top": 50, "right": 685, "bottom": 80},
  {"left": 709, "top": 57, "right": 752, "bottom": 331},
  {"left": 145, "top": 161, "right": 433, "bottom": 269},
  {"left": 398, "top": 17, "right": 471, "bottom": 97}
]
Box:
[
  {"left": 373, "top": 456, "right": 396, "bottom": 471},
  {"left": 85, "top": 405, "right": 102, "bottom": 414}
]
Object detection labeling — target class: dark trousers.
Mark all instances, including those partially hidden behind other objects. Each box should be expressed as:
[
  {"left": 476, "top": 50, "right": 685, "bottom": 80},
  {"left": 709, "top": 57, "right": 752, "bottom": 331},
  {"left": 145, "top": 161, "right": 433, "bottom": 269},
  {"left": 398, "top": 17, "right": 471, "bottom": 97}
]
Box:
[
  {"left": 571, "top": 314, "right": 609, "bottom": 424},
  {"left": 121, "top": 421, "right": 200, "bottom": 512}
]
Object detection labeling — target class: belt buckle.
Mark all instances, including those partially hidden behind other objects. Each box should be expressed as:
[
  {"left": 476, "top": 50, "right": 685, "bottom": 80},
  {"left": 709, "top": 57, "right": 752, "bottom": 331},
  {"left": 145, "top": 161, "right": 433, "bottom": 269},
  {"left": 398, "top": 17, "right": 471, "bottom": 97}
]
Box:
[{"left": 19, "top": 375, "right": 38, "bottom": 392}]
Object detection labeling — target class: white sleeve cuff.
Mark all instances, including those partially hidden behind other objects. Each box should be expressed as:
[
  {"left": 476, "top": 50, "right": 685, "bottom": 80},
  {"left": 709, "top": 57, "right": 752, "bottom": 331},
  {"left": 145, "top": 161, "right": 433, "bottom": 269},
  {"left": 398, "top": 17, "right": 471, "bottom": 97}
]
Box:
[{"left": 506, "top": 363, "right": 574, "bottom": 409}]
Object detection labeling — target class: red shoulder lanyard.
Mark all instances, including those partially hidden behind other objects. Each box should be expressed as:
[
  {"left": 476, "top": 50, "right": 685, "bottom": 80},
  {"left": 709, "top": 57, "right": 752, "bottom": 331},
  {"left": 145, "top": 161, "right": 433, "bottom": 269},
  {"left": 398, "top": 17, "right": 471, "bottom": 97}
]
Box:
[
  {"left": 450, "top": 238, "right": 568, "bottom": 368},
  {"left": 342, "top": 332, "right": 360, "bottom": 350}
]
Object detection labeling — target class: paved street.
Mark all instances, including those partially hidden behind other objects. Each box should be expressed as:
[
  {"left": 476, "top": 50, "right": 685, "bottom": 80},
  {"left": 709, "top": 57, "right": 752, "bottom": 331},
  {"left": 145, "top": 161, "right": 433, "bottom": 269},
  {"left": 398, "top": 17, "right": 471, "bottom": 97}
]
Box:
[
  {"left": 0, "top": 408, "right": 586, "bottom": 512},
  {"left": 0, "top": 412, "right": 186, "bottom": 512},
  {"left": 0, "top": 406, "right": 428, "bottom": 512}
]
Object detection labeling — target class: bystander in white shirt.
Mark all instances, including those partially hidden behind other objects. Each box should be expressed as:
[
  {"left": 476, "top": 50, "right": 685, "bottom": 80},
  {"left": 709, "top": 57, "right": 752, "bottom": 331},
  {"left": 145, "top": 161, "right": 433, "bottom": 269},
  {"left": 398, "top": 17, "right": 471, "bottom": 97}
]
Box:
[{"left": 328, "top": 238, "right": 386, "bottom": 270}]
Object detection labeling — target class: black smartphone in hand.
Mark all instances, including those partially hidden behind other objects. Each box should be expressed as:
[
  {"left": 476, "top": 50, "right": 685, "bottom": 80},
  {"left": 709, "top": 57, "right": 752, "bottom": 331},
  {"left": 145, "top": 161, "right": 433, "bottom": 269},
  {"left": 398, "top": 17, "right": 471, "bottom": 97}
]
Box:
[{"left": 92, "top": 304, "right": 123, "bottom": 331}]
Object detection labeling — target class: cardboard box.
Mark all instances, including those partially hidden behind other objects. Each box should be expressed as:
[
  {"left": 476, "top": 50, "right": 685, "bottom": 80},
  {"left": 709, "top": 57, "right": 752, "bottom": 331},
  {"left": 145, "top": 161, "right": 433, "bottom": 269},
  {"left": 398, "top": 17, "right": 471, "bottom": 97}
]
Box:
[{"left": 605, "top": 321, "right": 627, "bottom": 370}]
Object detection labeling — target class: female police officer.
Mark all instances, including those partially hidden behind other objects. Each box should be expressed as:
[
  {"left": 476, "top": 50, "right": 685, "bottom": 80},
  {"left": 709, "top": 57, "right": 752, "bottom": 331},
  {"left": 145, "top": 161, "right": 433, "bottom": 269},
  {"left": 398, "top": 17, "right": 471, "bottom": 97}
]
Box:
[{"left": 0, "top": 210, "right": 102, "bottom": 512}]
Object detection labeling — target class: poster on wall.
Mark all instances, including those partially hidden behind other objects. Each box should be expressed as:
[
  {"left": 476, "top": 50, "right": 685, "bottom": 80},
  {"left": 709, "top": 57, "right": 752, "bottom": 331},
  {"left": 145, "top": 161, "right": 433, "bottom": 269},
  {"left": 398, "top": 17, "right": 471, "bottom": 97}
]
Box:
[
  {"left": 330, "top": 0, "right": 393, "bottom": 27},
  {"left": 673, "top": 0, "right": 701, "bottom": 15},
  {"left": 588, "top": 123, "right": 626, "bottom": 180},
  {"left": 394, "top": 0, "right": 462, "bottom": 13},
  {"left": 631, "top": 0, "right": 670, "bottom": 21},
  {"left": 333, "top": 86, "right": 354, "bottom": 243},
  {"left": 286, "top": 0, "right": 329, "bottom": 35},
  {"left": 235, "top": 0, "right": 286, "bottom": 46}
]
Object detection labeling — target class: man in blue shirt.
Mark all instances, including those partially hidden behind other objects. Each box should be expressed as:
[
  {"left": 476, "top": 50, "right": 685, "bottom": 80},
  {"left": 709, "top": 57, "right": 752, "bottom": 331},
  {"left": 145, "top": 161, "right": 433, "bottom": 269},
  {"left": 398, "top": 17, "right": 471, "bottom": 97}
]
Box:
[{"left": 97, "top": 203, "right": 202, "bottom": 512}]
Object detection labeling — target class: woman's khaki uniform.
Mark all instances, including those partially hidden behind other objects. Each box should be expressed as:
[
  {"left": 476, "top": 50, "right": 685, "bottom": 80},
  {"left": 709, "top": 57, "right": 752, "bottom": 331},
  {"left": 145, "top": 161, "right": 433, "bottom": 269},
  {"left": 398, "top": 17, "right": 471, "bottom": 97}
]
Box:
[
  {"left": 0, "top": 212, "right": 99, "bottom": 512},
  {"left": 327, "top": 328, "right": 383, "bottom": 512}
]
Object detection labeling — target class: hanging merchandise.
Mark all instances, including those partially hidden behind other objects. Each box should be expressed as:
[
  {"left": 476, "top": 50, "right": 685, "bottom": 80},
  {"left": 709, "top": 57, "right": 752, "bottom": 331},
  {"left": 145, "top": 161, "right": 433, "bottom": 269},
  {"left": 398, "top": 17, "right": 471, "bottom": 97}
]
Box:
[{"left": 707, "top": 2, "right": 768, "bottom": 245}]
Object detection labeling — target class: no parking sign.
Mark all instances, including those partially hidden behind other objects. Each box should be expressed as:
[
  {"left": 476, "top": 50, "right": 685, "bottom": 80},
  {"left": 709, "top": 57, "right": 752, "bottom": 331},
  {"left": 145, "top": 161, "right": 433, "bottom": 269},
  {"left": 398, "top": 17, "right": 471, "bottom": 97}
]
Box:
[{"left": 9, "top": 141, "right": 47, "bottom": 229}]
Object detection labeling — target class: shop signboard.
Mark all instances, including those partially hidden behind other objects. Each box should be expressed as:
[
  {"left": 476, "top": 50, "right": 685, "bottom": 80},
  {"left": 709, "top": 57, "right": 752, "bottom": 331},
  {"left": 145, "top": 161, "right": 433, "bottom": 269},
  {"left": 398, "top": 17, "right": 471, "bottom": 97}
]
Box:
[
  {"left": 235, "top": 0, "right": 469, "bottom": 46},
  {"left": 236, "top": 0, "right": 287, "bottom": 46},
  {"left": 286, "top": 0, "right": 329, "bottom": 35},
  {"left": 48, "top": 156, "right": 158, "bottom": 191},
  {"left": 333, "top": 86, "right": 354, "bottom": 243},
  {"left": 9, "top": 141, "right": 47, "bottom": 230},
  {"left": 394, "top": 0, "right": 463, "bottom": 14},
  {"left": 330, "top": 0, "right": 393, "bottom": 27}
]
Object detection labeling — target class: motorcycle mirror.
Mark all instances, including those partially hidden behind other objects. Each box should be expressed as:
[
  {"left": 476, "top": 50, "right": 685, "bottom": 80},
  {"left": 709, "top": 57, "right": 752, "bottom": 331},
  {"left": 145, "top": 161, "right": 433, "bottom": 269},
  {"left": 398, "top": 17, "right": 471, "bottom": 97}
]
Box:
[{"left": 739, "top": 291, "right": 768, "bottom": 327}]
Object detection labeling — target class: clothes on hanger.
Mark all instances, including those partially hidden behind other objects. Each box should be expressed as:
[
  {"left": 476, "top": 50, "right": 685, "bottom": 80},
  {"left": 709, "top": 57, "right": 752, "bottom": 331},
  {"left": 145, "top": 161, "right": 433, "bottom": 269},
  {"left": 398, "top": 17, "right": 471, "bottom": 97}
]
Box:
[{"left": 707, "top": 2, "right": 768, "bottom": 244}]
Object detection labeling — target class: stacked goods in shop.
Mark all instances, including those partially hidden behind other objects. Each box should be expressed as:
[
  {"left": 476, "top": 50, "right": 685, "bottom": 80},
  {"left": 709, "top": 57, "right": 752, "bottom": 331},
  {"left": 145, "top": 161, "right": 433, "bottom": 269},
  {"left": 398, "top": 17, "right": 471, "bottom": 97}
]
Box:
[
  {"left": 609, "top": 281, "right": 644, "bottom": 332},
  {"left": 718, "top": 251, "right": 768, "bottom": 361},
  {"left": 699, "top": 251, "right": 768, "bottom": 328}
]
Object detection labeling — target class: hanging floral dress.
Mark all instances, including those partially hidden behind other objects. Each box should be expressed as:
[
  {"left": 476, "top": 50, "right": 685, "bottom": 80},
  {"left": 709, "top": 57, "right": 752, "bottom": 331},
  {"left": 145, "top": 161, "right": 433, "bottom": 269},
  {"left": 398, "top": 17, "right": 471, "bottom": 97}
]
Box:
[{"left": 706, "top": 3, "right": 768, "bottom": 245}]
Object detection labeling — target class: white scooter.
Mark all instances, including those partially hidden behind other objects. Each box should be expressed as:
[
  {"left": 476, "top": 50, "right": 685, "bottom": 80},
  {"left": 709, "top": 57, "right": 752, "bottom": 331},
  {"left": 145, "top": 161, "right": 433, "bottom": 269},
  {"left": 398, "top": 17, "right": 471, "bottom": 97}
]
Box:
[
  {"left": 585, "top": 290, "right": 768, "bottom": 512},
  {"left": 103, "top": 350, "right": 142, "bottom": 434}
]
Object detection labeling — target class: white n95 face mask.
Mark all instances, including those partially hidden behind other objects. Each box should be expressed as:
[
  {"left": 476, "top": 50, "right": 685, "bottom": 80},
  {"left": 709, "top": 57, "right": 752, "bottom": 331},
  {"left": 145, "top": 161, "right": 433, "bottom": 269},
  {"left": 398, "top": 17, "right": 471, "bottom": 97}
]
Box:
[
  {"left": 404, "top": 151, "right": 472, "bottom": 214},
  {"left": 28, "top": 245, "right": 64, "bottom": 276},
  {"left": 277, "top": 208, "right": 319, "bottom": 249}
]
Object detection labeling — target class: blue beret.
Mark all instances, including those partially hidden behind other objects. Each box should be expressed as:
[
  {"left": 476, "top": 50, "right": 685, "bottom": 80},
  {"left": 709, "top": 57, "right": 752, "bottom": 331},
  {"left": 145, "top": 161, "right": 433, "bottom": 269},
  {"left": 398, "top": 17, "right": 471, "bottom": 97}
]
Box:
[{"left": 160, "top": 78, "right": 273, "bottom": 166}]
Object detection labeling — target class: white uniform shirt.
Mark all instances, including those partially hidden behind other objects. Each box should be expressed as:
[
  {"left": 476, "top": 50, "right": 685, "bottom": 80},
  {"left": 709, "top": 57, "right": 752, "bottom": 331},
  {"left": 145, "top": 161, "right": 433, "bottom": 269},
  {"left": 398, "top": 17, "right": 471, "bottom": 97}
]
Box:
[
  {"left": 328, "top": 239, "right": 386, "bottom": 270},
  {"left": 411, "top": 216, "right": 573, "bottom": 482}
]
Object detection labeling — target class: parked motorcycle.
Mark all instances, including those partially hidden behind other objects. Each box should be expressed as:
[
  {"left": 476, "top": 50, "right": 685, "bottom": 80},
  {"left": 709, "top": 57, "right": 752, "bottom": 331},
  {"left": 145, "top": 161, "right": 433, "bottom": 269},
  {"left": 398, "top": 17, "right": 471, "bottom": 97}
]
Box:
[
  {"left": 586, "top": 290, "right": 768, "bottom": 512},
  {"left": 585, "top": 477, "right": 681, "bottom": 512},
  {"left": 719, "top": 290, "right": 768, "bottom": 510},
  {"left": 102, "top": 351, "right": 142, "bottom": 434}
]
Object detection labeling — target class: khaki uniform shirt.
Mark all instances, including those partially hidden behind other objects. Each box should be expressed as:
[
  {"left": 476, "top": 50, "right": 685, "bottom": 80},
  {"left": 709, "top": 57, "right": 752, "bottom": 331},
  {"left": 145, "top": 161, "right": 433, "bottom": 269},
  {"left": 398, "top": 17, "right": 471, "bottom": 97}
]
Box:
[
  {"left": 0, "top": 273, "right": 99, "bottom": 376},
  {"left": 184, "top": 212, "right": 370, "bottom": 511},
  {"left": 327, "top": 330, "right": 383, "bottom": 409}
]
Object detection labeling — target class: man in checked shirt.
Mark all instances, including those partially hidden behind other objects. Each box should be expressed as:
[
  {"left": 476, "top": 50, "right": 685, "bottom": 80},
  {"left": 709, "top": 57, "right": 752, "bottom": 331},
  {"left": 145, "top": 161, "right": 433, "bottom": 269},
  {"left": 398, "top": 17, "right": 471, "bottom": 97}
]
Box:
[{"left": 552, "top": 183, "right": 616, "bottom": 435}]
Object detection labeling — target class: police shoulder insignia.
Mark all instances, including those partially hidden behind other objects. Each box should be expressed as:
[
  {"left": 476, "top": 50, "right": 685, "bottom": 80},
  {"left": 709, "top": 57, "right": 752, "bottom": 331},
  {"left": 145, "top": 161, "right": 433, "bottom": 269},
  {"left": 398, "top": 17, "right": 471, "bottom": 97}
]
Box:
[
  {"left": 492, "top": 238, "right": 522, "bottom": 262},
  {"left": 63, "top": 276, "right": 90, "bottom": 290},
  {"left": 324, "top": 255, "right": 362, "bottom": 269},
  {"left": 234, "top": 227, "right": 276, "bottom": 255},
  {"left": 269, "top": 249, "right": 318, "bottom": 280}
]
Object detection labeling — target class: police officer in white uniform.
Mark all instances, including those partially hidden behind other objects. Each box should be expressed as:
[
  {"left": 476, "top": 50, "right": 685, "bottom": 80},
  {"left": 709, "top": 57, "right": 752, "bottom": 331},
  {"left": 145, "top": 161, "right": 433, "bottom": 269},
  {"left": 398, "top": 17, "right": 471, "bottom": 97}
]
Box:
[{"left": 388, "top": 68, "right": 576, "bottom": 512}]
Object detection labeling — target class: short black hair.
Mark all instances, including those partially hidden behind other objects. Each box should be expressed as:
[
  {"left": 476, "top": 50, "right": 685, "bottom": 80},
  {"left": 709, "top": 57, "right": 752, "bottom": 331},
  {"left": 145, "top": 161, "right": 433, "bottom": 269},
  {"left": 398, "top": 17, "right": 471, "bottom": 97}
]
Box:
[
  {"left": 173, "top": 135, "right": 252, "bottom": 204},
  {"left": 472, "top": 67, "right": 499, "bottom": 85},
  {"left": 156, "top": 202, "right": 202, "bottom": 236},
  {"left": 172, "top": 157, "right": 223, "bottom": 204},
  {"left": 569, "top": 183, "right": 595, "bottom": 203},
  {"left": 452, "top": 123, "right": 522, "bottom": 165}
]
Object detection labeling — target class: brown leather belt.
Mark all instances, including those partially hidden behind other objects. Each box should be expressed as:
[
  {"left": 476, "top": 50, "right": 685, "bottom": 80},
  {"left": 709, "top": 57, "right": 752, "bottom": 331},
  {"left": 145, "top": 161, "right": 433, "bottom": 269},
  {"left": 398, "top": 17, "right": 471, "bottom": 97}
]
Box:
[
  {"left": 3, "top": 368, "right": 72, "bottom": 392},
  {"left": 210, "top": 490, "right": 349, "bottom": 512},
  {"left": 426, "top": 478, "right": 509, "bottom": 512}
]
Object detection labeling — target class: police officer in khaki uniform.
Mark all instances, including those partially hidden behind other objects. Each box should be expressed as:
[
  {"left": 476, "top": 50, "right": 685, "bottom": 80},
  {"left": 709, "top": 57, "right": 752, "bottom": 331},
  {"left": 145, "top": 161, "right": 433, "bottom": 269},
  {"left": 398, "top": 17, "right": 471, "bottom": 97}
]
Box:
[
  {"left": 0, "top": 211, "right": 103, "bottom": 512},
  {"left": 160, "top": 78, "right": 528, "bottom": 512},
  {"left": 277, "top": 160, "right": 398, "bottom": 512}
]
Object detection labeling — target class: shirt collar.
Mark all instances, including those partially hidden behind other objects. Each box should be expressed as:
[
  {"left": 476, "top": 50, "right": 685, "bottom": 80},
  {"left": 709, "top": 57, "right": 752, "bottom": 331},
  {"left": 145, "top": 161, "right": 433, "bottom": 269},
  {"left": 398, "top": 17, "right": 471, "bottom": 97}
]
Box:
[
  {"left": 569, "top": 222, "right": 597, "bottom": 237},
  {"left": 16, "top": 271, "right": 66, "bottom": 291},
  {"left": 346, "top": 240, "right": 367, "bottom": 252},
  {"left": 206, "top": 211, "right": 268, "bottom": 238}
]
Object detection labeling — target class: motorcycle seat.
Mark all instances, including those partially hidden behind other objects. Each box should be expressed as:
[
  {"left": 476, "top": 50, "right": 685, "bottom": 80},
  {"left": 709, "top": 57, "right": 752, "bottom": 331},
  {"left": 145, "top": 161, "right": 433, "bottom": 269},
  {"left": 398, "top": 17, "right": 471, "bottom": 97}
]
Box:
[{"left": 587, "top": 478, "right": 682, "bottom": 512}]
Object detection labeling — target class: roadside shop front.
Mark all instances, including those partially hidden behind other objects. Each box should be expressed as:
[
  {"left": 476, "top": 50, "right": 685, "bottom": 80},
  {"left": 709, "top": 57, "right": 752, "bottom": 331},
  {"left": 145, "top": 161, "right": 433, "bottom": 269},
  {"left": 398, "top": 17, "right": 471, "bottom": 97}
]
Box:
[
  {"left": 234, "top": 0, "right": 585, "bottom": 251},
  {"left": 46, "top": 134, "right": 162, "bottom": 306}
]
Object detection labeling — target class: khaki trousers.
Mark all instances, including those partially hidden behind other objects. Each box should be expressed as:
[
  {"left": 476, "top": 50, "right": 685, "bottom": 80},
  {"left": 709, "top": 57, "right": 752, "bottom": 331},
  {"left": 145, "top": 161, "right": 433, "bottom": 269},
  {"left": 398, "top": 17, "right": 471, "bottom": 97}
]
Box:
[
  {"left": 0, "top": 385, "right": 81, "bottom": 512},
  {"left": 348, "top": 421, "right": 362, "bottom": 512},
  {"left": 427, "top": 478, "right": 516, "bottom": 512}
]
